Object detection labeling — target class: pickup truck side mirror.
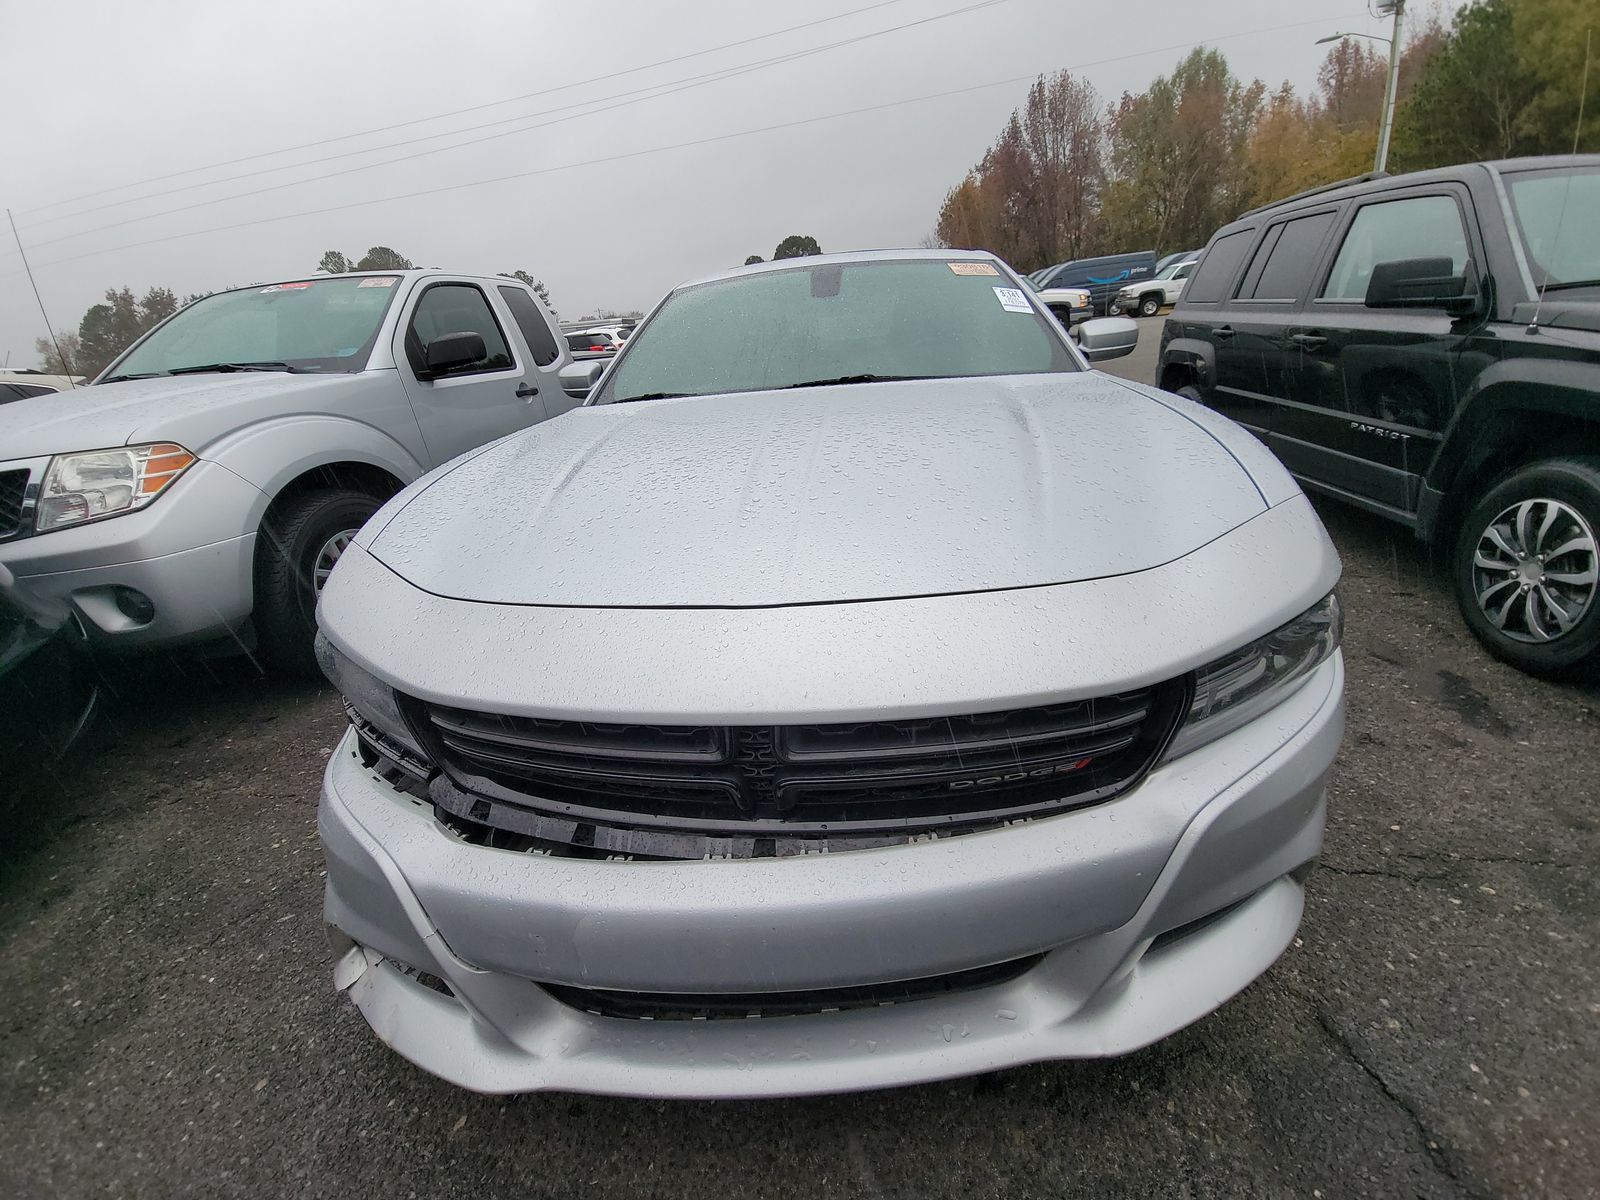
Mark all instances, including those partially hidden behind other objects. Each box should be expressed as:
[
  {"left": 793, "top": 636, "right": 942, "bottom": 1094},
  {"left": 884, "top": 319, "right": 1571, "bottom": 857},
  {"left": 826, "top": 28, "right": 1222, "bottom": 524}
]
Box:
[
  {"left": 1365, "top": 257, "right": 1478, "bottom": 317},
  {"left": 422, "top": 331, "right": 487, "bottom": 377},
  {"left": 1071, "top": 315, "right": 1139, "bottom": 362},
  {"left": 559, "top": 360, "right": 604, "bottom": 400}
]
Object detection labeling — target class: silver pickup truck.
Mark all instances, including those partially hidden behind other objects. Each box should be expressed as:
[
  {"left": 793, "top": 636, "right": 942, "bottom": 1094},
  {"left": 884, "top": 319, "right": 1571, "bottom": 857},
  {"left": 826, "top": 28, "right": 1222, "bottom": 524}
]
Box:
[{"left": 0, "top": 269, "right": 585, "bottom": 674}]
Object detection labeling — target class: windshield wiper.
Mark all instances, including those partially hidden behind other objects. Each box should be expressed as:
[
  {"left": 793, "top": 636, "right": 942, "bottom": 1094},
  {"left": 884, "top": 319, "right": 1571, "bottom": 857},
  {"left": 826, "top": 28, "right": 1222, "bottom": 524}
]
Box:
[
  {"left": 99, "top": 372, "right": 162, "bottom": 384},
  {"left": 168, "top": 361, "right": 304, "bottom": 375},
  {"left": 1539, "top": 279, "right": 1600, "bottom": 291},
  {"left": 613, "top": 391, "right": 697, "bottom": 403},
  {"left": 782, "top": 374, "right": 927, "bottom": 389}
]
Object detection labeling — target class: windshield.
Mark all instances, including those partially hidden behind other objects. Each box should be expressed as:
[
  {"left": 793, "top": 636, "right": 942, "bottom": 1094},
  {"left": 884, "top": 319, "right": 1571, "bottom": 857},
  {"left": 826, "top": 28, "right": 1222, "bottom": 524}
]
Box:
[
  {"left": 1153, "top": 260, "right": 1186, "bottom": 281},
  {"left": 597, "top": 258, "right": 1078, "bottom": 403},
  {"left": 106, "top": 276, "right": 402, "bottom": 378},
  {"left": 1506, "top": 167, "right": 1600, "bottom": 290}
]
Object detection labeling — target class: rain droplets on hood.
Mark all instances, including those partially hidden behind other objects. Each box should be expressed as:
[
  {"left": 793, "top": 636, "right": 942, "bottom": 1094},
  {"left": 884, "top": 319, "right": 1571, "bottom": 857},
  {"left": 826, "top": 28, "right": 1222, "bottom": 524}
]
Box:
[{"left": 367, "top": 374, "right": 1268, "bottom": 608}]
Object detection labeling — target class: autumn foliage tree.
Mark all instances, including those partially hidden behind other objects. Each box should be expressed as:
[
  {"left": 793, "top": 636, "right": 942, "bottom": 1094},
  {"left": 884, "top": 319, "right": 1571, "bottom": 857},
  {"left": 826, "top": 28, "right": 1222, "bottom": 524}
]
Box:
[{"left": 935, "top": 69, "right": 1104, "bottom": 266}]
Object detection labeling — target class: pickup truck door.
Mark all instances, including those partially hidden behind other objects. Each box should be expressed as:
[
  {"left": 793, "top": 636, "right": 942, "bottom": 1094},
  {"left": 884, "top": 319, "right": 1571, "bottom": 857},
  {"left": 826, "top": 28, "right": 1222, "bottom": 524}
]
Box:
[
  {"left": 395, "top": 280, "right": 553, "bottom": 466},
  {"left": 1273, "top": 190, "right": 1479, "bottom": 519}
]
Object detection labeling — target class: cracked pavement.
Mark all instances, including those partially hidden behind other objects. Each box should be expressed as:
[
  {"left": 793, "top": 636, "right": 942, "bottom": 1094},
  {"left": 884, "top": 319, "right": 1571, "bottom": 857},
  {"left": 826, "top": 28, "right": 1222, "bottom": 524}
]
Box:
[{"left": 2, "top": 348, "right": 1596, "bottom": 1197}]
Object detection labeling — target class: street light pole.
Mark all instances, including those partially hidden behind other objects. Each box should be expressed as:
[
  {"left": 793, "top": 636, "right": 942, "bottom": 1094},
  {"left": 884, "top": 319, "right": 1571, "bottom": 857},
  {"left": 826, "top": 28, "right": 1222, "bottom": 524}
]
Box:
[{"left": 1374, "top": 0, "right": 1406, "bottom": 173}]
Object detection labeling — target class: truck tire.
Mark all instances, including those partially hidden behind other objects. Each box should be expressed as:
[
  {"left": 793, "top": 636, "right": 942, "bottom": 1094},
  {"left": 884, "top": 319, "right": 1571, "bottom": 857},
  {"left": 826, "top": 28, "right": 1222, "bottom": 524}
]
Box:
[
  {"left": 255, "top": 490, "right": 379, "bottom": 677},
  {"left": 1138, "top": 294, "right": 1162, "bottom": 318},
  {"left": 1453, "top": 458, "right": 1600, "bottom": 679}
]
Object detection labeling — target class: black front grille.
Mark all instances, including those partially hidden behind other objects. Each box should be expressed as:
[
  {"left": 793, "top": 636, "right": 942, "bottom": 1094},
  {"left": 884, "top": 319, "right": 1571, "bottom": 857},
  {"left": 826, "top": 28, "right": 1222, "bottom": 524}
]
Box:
[
  {"left": 0, "top": 469, "right": 28, "bottom": 539},
  {"left": 412, "top": 682, "right": 1186, "bottom": 859},
  {"left": 542, "top": 954, "right": 1043, "bottom": 1021}
]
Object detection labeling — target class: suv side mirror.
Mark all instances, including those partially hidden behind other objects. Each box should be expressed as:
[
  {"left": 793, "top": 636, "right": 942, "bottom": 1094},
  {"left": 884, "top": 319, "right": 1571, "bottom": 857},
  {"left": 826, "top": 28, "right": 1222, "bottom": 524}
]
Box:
[
  {"left": 1365, "top": 257, "right": 1477, "bottom": 316},
  {"left": 423, "top": 331, "right": 487, "bottom": 376},
  {"left": 1072, "top": 315, "right": 1139, "bottom": 362},
  {"left": 559, "top": 360, "right": 604, "bottom": 400}
]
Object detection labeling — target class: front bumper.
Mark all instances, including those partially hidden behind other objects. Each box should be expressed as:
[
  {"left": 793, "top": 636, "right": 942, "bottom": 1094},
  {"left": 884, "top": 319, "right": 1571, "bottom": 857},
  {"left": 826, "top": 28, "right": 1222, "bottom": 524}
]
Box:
[
  {"left": 319, "top": 653, "right": 1344, "bottom": 1098},
  {"left": 0, "top": 459, "right": 261, "bottom": 650}
]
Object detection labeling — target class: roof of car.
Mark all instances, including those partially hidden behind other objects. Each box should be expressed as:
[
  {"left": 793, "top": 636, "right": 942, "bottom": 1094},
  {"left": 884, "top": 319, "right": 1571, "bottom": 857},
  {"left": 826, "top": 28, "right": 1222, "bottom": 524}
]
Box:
[
  {"left": 1236, "top": 154, "right": 1600, "bottom": 222},
  {"left": 678, "top": 248, "right": 1008, "bottom": 291}
]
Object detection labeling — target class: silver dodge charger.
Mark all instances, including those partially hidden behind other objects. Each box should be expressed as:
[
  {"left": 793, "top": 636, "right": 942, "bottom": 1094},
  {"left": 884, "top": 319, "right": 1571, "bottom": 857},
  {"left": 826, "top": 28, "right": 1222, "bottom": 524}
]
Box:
[{"left": 315, "top": 250, "right": 1345, "bottom": 1097}]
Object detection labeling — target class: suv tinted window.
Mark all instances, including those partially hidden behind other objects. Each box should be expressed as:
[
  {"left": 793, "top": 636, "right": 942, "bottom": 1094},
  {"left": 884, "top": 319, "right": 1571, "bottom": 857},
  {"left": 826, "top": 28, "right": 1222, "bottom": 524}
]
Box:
[
  {"left": 497, "top": 286, "right": 561, "bottom": 367},
  {"left": 406, "top": 283, "right": 513, "bottom": 376},
  {"left": 1322, "top": 195, "right": 1469, "bottom": 302},
  {"left": 1239, "top": 211, "right": 1336, "bottom": 301},
  {"left": 1183, "top": 229, "right": 1254, "bottom": 304}
]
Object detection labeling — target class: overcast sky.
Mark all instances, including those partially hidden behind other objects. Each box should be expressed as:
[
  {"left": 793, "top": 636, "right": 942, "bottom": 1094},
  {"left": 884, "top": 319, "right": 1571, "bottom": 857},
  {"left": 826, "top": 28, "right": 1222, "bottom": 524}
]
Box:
[{"left": 0, "top": 0, "right": 1460, "bottom": 364}]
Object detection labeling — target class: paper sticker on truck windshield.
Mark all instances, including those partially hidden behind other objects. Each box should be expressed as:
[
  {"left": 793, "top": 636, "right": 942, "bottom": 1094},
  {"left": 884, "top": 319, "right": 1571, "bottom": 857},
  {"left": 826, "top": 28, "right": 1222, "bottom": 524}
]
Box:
[
  {"left": 357, "top": 276, "right": 398, "bottom": 288},
  {"left": 259, "top": 282, "right": 314, "bottom": 293},
  {"left": 992, "top": 286, "right": 1032, "bottom": 313},
  {"left": 948, "top": 262, "right": 999, "bottom": 276}
]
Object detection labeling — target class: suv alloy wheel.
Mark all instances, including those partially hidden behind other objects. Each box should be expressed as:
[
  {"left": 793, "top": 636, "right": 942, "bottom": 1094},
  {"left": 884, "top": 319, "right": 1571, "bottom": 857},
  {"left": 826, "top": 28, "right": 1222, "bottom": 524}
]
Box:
[{"left": 1454, "top": 458, "right": 1600, "bottom": 678}]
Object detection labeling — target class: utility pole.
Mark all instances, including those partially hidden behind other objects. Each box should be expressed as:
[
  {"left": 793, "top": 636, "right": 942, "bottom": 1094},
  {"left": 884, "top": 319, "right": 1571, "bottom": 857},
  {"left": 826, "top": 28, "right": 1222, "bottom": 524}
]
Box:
[{"left": 1374, "top": 0, "right": 1406, "bottom": 173}]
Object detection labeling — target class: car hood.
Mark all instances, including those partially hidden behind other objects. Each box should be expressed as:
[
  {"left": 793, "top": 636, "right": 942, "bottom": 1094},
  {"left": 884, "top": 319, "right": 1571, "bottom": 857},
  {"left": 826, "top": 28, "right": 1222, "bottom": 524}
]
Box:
[
  {"left": 366, "top": 373, "right": 1268, "bottom": 608},
  {"left": 0, "top": 370, "right": 370, "bottom": 460}
]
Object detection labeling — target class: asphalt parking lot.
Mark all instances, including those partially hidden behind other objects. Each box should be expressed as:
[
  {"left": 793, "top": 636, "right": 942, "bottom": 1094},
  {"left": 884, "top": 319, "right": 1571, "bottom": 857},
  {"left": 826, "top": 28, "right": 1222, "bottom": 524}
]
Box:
[{"left": 2, "top": 332, "right": 1596, "bottom": 1199}]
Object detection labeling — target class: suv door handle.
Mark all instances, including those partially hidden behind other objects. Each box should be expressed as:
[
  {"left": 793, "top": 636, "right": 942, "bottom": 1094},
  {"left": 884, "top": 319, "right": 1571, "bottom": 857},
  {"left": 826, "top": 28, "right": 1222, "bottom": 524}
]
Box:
[
  {"left": 515, "top": 382, "right": 540, "bottom": 399},
  {"left": 1213, "top": 325, "right": 1235, "bottom": 340},
  {"left": 1290, "top": 333, "right": 1328, "bottom": 351}
]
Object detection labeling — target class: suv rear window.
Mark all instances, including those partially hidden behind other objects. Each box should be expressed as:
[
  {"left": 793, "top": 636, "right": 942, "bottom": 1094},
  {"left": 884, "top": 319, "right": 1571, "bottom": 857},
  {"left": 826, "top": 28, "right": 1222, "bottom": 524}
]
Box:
[
  {"left": 1182, "top": 229, "right": 1254, "bottom": 304},
  {"left": 1238, "top": 211, "right": 1337, "bottom": 301}
]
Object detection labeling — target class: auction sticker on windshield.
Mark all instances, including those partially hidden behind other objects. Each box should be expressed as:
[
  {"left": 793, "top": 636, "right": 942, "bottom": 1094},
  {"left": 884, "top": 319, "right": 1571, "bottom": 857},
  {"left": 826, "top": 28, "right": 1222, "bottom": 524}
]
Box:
[
  {"left": 993, "top": 286, "right": 1032, "bottom": 313},
  {"left": 358, "top": 277, "right": 399, "bottom": 288},
  {"left": 260, "top": 282, "right": 315, "bottom": 292},
  {"left": 948, "top": 262, "right": 999, "bottom": 276}
]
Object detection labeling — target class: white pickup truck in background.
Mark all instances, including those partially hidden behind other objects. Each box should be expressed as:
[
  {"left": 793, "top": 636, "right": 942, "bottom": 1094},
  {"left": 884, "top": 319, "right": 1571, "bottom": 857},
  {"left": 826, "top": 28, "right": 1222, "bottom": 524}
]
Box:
[{"left": 1111, "top": 258, "right": 1199, "bottom": 317}]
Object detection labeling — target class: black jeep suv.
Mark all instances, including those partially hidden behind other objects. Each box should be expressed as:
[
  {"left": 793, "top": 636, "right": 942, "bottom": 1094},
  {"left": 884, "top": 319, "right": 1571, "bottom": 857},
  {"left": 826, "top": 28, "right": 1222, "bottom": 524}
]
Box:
[{"left": 1159, "top": 155, "right": 1600, "bottom": 679}]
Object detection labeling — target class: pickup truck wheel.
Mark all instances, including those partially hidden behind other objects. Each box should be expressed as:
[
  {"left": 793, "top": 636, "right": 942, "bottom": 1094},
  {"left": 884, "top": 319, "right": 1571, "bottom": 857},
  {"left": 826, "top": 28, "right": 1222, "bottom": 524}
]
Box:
[
  {"left": 1138, "top": 295, "right": 1162, "bottom": 318},
  {"left": 1454, "top": 458, "right": 1600, "bottom": 679},
  {"left": 255, "top": 490, "right": 380, "bottom": 677}
]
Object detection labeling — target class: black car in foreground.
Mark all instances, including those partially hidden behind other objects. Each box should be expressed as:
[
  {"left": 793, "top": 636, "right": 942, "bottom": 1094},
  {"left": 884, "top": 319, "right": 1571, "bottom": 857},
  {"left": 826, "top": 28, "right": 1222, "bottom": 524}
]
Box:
[{"left": 1159, "top": 155, "right": 1600, "bottom": 678}]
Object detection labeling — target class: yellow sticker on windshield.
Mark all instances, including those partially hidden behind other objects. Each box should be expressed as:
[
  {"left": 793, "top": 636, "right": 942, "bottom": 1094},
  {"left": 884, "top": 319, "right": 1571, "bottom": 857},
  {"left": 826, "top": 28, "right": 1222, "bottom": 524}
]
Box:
[{"left": 948, "top": 262, "right": 1000, "bottom": 276}]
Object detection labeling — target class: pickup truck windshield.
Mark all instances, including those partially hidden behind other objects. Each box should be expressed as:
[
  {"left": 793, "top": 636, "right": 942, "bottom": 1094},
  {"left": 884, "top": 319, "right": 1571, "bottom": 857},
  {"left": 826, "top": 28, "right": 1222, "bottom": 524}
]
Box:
[
  {"left": 107, "top": 277, "right": 402, "bottom": 378},
  {"left": 598, "top": 258, "right": 1079, "bottom": 403},
  {"left": 1507, "top": 167, "right": 1600, "bottom": 290}
]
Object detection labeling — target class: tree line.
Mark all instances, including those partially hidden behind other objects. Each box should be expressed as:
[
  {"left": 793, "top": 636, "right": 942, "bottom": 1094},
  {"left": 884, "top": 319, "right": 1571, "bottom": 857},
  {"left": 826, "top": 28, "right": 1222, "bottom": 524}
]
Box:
[
  {"left": 35, "top": 246, "right": 558, "bottom": 377},
  {"left": 934, "top": 0, "right": 1598, "bottom": 271}
]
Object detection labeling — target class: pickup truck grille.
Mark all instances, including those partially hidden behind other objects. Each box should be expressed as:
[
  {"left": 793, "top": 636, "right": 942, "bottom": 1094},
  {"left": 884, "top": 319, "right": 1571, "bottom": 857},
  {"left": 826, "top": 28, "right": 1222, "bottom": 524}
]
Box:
[
  {"left": 415, "top": 683, "right": 1187, "bottom": 859},
  {"left": 0, "top": 469, "right": 30, "bottom": 540}
]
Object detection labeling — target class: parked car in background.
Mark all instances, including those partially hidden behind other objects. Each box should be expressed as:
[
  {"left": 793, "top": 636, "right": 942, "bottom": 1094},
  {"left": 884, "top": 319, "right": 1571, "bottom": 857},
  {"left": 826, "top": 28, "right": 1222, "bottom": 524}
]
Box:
[
  {"left": 0, "top": 269, "right": 575, "bottom": 676},
  {"left": 1160, "top": 154, "right": 1600, "bottom": 678},
  {"left": 564, "top": 330, "right": 619, "bottom": 354},
  {"left": 1156, "top": 249, "right": 1203, "bottom": 275},
  {"left": 316, "top": 249, "right": 1343, "bottom": 1098},
  {"left": 1035, "top": 250, "right": 1158, "bottom": 315},
  {"left": 1, "top": 371, "right": 84, "bottom": 402},
  {"left": 1112, "top": 258, "right": 1199, "bottom": 318}
]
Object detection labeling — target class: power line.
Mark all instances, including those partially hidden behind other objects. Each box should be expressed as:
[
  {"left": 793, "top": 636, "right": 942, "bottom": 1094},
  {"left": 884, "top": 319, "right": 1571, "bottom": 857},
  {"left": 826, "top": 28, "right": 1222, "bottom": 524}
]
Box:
[
  {"left": 18, "top": 11, "right": 1367, "bottom": 274},
  {"left": 7, "top": 10, "right": 1369, "bottom": 276},
  {"left": 14, "top": 0, "right": 920, "bottom": 217},
  {"left": 18, "top": 0, "right": 1014, "bottom": 251}
]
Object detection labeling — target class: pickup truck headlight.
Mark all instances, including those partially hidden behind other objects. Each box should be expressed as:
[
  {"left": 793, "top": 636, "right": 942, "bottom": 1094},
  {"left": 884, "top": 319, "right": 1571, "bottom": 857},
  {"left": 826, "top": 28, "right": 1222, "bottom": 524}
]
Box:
[
  {"left": 1163, "top": 592, "right": 1342, "bottom": 761},
  {"left": 36, "top": 443, "right": 195, "bottom": 533},
  {"left": 315, "top": 633, "right": 430, "bottom": 766}
]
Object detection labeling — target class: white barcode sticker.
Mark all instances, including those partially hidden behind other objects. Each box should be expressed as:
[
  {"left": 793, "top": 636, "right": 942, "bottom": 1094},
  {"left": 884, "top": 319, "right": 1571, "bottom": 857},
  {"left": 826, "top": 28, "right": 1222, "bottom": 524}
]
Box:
[{"left": 993, "top": 286, "right": 1032, "bottom": 313}]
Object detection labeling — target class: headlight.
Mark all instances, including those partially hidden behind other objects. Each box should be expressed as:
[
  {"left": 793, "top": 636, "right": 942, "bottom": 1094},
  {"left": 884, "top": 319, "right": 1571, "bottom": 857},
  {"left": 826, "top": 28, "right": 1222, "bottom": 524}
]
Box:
[
  {"left": 315, "top": 632, "right": 429, "bottom": 763},
  {"left": 36, "top": 443, "right": 195, "bottom": 533},
  {"left": 1163, "top": 592, "right": 1342, "bottom": 761}
]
